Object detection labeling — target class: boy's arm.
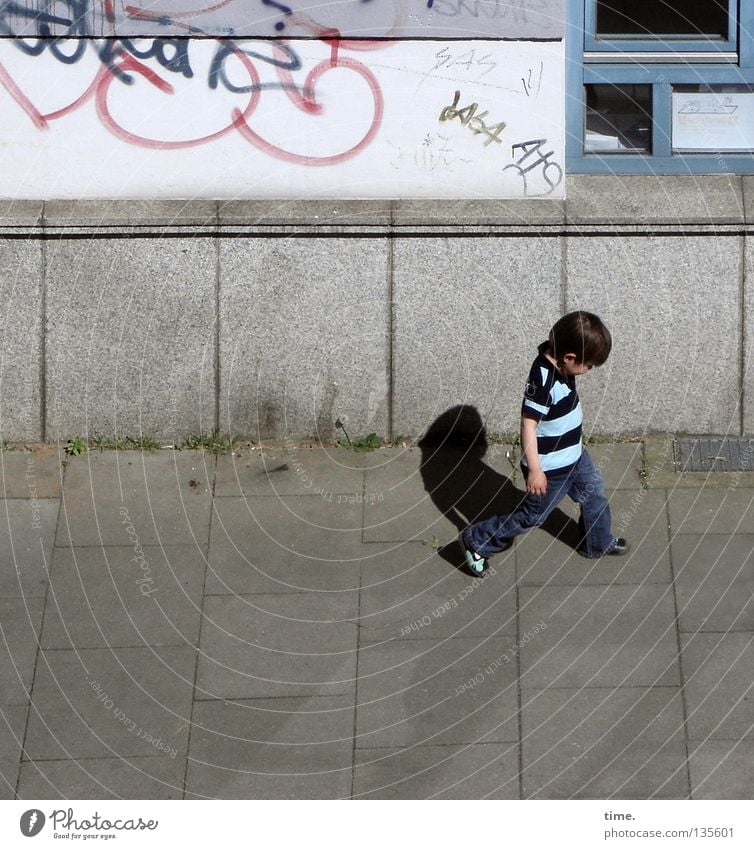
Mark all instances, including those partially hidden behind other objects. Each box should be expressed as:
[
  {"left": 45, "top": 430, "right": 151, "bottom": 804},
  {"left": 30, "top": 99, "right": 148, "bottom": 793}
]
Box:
[{"left": 521, "top": 415, "right": 547, "bottom": 495}]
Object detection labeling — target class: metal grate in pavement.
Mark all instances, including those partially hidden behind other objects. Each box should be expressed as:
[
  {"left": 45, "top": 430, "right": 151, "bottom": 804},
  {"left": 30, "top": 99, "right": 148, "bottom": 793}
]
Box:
[{"left": 673, "top": 437, "right": 754, "bottom": 472}]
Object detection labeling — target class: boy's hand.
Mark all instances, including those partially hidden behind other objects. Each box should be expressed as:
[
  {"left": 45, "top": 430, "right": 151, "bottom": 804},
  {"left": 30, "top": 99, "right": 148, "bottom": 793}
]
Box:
[{"left": 527, "top": 470, "right": 547, "bottom": 495}]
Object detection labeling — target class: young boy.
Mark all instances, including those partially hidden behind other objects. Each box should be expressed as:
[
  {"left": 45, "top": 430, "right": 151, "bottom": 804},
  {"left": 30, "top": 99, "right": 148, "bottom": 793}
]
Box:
[{"left": 460, "top": 310, "right": 629, "bottom": 575}]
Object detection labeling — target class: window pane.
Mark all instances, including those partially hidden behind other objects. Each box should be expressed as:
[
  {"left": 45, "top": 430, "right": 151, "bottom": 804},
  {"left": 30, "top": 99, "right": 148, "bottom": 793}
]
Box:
[
  {"left": 673, "top": 85, "right": 754, "bottom": 152},
  {"left": 596, "top": 1, "right": 729, "bottom": 38},
  {"left": 585, "top": 84, "right": 652, "bottom": 153}
]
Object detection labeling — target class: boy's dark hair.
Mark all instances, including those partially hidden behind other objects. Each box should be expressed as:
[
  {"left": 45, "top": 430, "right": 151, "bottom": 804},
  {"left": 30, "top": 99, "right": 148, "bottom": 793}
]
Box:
[{"left": 549, "top": 311, "right": 611, "bottom": 366}]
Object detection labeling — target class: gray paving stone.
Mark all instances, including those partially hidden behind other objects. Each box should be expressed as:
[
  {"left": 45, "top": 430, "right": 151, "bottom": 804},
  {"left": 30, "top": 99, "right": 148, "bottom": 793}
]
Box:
[
  {"left": 356, "top": 637, "right": 519, "bottom": 748},
  {"left": 186, "top": 696, "right": 354, "bottom": 799},
  {"left": 362, "top": 444, "right": 524, "bottom": 543},
  {"left": 214, "top": 448, "right": 364, "bottom": 497},
  {"left": 41, "top": 546, "right": 206, "bottom": 649},
  {"left": 688, "top": 741, "right": 754, "bottom": 800},
  {"left": 567, "top": 235, "right": 741, "bottom": 434},
  {"left": 206, "top": 496, "right": 362, "bottom": 595},
  {"left": 517, "top": 490, "right": 671, "bottom": 586},
  {"left": 668, "top": 489, "right": 754, "bottom": 536},
  {"left": 521, "top": 687, "right": 688, "bottom": 798},
  {"left": 519, "top": 585, "right": 680, "bottom": 688},
  {"left": 352, "top": 743, "right": 519, "bottom": 799},
  {"left": 586, "top": 443, "right": 644, "bottom": 489},
  {"left": 0, "top": 597, "right": 43, "bottom": 706},
  {"left": 219, "top": 238, "right": 389, "bottom": 441},
  {"left": 24, "top": 647, "right": 195, "bottom": 760},
  {"left": 672, "top": 535, "right": 754, "bottom": 633},
  {"left": 197, "top": 594, "right": 358, "bottom": 700},
  {"left": 363, "top": 451, "right": 457, "bottom": 543},
  {"left": 17, "top": 756, "right": 186, "bottom": 800},
  {"left": 0, "top": 705, "right": 26, "bottom": 799},
  {"left": 45, "top": 237, "right": 216, "bottom": 440},
  {"left": 55, "top": 452, "right": 213, "bottom": 547},
  {"left": 0, "top": 499, "right": 58, "bottom": 597},
  {"left": 392, "top": 238, "right": 561, "bottom": 437},
  {"left": 0, "top": 239, "right": 43, "bottom": 442},
  {"left": 358, "top": 541, "right": 516, "bottom": 641},
  {"left": 0, "top": 449, "right": 64, "bottom": 498},
  {"left": 681, "top": 633, "right": 753, "bottom": 741}
]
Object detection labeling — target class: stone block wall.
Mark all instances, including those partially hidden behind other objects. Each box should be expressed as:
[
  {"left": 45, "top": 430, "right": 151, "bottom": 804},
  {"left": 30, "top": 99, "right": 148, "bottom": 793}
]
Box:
[{"left": 1, "top": 176, "right": 751, "bottom": 443}]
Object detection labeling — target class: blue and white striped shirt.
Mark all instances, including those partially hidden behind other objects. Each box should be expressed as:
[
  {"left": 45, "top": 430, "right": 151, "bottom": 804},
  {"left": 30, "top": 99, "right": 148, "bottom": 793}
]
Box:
[{"left": 520, "top": 342, "right": 583, "bottom": 474}]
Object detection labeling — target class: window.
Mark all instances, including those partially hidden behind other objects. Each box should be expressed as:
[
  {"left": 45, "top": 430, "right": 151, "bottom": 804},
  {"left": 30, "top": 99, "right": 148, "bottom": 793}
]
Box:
[
  {"left": 567, "top": 0, "right": 754, "bottom": 173},
  {"left": 596, "top": 1, "right": 730, "bottom": 39}
]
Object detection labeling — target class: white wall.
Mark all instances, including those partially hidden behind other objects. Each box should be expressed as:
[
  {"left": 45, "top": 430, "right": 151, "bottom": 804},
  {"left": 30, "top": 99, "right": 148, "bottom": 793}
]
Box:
[{"left": 0, "top": 38, "right": 564, "bottom": 199}]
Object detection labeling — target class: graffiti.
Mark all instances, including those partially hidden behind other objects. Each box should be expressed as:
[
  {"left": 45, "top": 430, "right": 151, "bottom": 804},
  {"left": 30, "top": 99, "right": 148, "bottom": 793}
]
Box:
[
  {"left": 0, "top": 37, "right": 564, "bottom": 199},
  {"left": 439, "top": 89, "right": 506, "bottom": 146},
  {"left": 0, "top": 34, "right": 384, "bottom": 162},
  {"left": 521, "top": 60, "right": 542, "bottom": 97},
  {"left": 503, "top": 137, "right": 563, "bottom": 196},
  {"left": 431, "top": 45, "right": 496, "bottom": 78},
  {"left": 427, "top": 0, "right": 549, "bottom": 22},
  {"left": 0, "top": 0, "right": 563, "bottom": 39}
]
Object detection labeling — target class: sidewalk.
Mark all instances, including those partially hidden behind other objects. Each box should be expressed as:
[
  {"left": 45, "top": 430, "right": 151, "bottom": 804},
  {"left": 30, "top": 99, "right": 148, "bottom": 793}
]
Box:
[{"left": 0, "top": 439, "right": 751, "bottom": 799}]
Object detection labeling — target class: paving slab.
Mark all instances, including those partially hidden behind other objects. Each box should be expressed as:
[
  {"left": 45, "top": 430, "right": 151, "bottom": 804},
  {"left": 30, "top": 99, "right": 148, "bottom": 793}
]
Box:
[
  {"left": 585, "top": 443, "right": 644, "bottom": 489},
  {"left": 352, "top": 743, "right": 520, "bottom": 799},
  {"left": 0, "top": 705, "right": 26, "bottom": 799},
  {"left": 668, "top": 488, "right": 754, "bottom": 535},
  {"left": 214, "top": 449, "right": 365, "bottom": 497},
  {"left": 516, "top": 490, "right": 672, "bottom": 586},
  {"left": 196, "top": 594, "right": 358, "bottom": 700},
  {"left": 56, "top": 452, "right": 213, "bottom": 547},
  {"left": 356, "top": 637, "right": 519, "bottom": 748},
  {"left": 363, "top": 445, "right": 526, "bottom": 543},
  {"left": 0, "top": 449, "right": 64, "bottom": 498},
  {"left": 363, "top": 465, "right": 459, "bottom": 544},
  {"left": 688, "top": 740, "right": 754, "bottom": 800},
  {"left": 41, "top": 545, "right": 206, "bottom": 649},
  {"left": 186, "top": 696, "right": 354, "bottom": 799},
  {"left": 16, "top": 756, "right": 186, "bottom": 800},
  {"left": 521, "top": 687, "right": 688, "bottom": 799},
  {"left": 24, "top": 647, "right": 195, "bottom": 760},
  {"left": 672, "top": 535, "right": 754, "bottom": 633},
  {"left": 0, "top": 597, "right": 43, "bottom": 706},
  {"left": 519, "top": 585, "right": 680, "bottom": 688},
  {"left": 0, "top": 498, "right": 58, "bottom": 597},
  {"left": 207, "top": 496, "right": 362, "bottom": 595},
  {"left": 681, "top": 633, "right": 754, "bottom": 741},
  {"left": 358, "top": 541, "right": 516, "bottom": 641}
]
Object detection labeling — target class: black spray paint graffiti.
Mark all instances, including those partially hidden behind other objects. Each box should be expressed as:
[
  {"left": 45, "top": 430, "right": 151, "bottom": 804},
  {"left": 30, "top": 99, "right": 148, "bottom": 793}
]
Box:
[
  {"left": 0, "top": 0, "right": 377, "bottom": 37},
  {"left": 438, "top": 89, "right": 563, "bottom": 196}
]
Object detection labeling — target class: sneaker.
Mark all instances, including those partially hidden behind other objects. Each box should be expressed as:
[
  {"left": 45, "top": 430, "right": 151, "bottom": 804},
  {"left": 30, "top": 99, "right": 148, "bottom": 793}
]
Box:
[
  {"left": 459, "top": 531, "right": 489, "bottom": 576},
  {"left": 605, "top": 537, "right": 630, "bottom": 556}
]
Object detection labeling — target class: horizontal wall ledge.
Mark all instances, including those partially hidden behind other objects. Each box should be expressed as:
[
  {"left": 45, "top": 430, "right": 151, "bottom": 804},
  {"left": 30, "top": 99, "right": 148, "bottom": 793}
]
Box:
[{"left": 3, "top": 175, "right": 754, "bottom": 233}]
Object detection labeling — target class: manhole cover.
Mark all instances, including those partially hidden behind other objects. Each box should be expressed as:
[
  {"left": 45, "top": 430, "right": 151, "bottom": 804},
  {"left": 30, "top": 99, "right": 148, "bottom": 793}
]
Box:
[{"left": 673, "top": 437, "right": 754, "bottom": 472}]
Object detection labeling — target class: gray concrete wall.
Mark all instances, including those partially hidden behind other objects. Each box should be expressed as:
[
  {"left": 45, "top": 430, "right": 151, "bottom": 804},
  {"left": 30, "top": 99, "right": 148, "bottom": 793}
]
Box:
[{"left": 1, "top": 176, "right": 752, "bottom": 443}]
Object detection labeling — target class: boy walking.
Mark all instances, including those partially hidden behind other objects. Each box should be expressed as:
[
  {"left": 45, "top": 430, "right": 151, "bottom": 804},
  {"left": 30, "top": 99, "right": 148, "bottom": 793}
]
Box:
[{"left": 461, "top": 311, "right": 629, "bottom": 575}]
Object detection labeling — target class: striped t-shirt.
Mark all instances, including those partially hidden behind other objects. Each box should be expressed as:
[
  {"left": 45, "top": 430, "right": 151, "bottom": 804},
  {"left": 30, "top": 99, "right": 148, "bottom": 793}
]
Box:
[{"left": 520, "top": 342, "right": 583, "bottom": 474}]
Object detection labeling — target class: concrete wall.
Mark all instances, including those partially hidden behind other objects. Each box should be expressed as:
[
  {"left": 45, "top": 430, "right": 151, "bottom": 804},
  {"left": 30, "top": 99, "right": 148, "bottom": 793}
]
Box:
[{"left": 1, "top": 175, "right": 752, "bottom": 443}]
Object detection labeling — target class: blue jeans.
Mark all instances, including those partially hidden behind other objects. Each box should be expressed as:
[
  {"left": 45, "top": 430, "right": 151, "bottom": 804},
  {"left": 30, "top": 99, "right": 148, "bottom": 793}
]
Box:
[{"left": 464, "top": 450, "right": 614, "bottom": 558}]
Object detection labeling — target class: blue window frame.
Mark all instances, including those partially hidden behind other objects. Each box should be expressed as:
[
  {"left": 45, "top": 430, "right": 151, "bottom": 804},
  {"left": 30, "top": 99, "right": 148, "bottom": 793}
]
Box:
[{"left": 567, "top": 0, "right": 754, "bottom": 173}]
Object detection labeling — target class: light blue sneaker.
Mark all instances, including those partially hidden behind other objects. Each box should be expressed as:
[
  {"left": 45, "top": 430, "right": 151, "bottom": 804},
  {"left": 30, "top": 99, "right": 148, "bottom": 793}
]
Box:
[{"left": 459, "top": 531, "right": 489, "bottom": 576}]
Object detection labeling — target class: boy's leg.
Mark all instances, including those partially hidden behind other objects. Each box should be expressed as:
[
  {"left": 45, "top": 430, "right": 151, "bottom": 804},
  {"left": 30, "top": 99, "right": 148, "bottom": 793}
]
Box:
[
  {"left": 566, "top": 450, "right": 619, "bottom": 557},
  {"left": 464, "top": 471, "right": 571, "bottom": 558}
]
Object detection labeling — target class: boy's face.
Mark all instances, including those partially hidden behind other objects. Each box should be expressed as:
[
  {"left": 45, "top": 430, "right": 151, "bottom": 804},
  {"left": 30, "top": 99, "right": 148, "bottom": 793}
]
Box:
[{"left": 560, "top": 353, "right": 593, "bottom": 376}]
